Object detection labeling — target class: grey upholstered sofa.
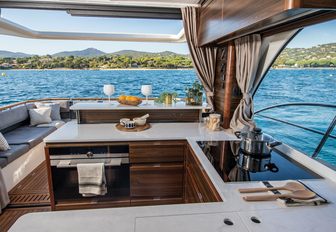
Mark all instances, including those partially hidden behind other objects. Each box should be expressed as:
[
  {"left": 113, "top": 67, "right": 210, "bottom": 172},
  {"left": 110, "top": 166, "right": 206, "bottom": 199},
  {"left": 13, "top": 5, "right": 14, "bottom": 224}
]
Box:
[{"left": 0, "top": 101, "right": 71, "bottom": 168}]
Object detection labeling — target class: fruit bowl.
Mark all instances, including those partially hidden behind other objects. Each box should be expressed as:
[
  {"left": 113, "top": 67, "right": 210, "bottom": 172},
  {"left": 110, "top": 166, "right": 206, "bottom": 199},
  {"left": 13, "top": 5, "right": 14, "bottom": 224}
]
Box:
[{"left": 118, "top": 96, "right": 142, "bottom": 106}]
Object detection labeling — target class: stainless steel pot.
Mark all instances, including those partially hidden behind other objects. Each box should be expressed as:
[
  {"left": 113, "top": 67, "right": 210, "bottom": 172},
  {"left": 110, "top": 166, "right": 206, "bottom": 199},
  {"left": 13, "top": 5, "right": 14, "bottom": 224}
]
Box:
[
  {"left": 238, "top": 151, "right": 279, "bottom": 173},
  {"left": 235, "top": 128, "right": 282, "bottom": 156}
]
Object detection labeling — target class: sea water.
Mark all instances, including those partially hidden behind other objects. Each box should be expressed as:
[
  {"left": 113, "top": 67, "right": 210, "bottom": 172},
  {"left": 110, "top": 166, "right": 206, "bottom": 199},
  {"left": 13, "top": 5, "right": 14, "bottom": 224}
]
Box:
[{"left": 0, "top": 69, "right": 335, "bottom": 165}]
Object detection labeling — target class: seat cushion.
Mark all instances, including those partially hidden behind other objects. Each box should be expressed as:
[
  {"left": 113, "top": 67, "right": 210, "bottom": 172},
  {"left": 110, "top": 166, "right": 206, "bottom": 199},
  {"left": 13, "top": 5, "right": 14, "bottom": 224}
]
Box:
[
  {"left": 4, "top": 126, "right": 56, "bottom": 148},
  {"left": 35, "top": 102, "right": 61, "bottom": 120},
  {"left": 0, "top": 158, "right": 7, "bottom": 168},
  {"left": 0, "top": 105, "right": 29, "bottom": 132},
  {"left": 0, "top": 144, "right": 30, "bottom": 164}
]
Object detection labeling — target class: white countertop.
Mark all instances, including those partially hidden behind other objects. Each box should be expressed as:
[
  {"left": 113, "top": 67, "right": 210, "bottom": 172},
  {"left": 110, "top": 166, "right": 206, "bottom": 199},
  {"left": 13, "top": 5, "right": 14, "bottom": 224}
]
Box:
[
  {"left": 70, "top": 101, "right": 211, "bottom": 110},
  {"left": 44, "top": 121, "right": 236, "bottom": 143},
  {"left": 12, "top": 121, "right": 336, "bottom": 232}
]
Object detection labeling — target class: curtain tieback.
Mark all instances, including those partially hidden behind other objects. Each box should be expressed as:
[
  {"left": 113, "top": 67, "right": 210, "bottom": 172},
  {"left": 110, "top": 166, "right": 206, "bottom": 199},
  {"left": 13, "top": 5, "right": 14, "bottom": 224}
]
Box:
[
  {"left": 241, "top": 93, "right": 253, "bottom": 104},
  {"left": 206, "top": 92, "right": 214, "bottom": 97}
]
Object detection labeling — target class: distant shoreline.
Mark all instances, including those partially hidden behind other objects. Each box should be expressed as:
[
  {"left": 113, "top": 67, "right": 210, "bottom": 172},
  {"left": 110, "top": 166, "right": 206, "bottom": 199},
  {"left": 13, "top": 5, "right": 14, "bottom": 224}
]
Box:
[
  {"left": 1, "top": 67, "right": 335, "bottom": 71},
  {"left": 271, "top": 67, "right": 336, "bottom": 70},
  {"left": 1, "top": 68, "right": 194, "bottom": 71}
]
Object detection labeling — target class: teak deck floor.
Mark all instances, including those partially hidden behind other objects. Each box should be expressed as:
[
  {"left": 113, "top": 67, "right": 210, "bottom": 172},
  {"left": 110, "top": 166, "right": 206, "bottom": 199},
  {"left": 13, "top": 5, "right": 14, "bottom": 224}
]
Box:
[{"left": 0, "top": 162, "right": 51, "bottom": 231}]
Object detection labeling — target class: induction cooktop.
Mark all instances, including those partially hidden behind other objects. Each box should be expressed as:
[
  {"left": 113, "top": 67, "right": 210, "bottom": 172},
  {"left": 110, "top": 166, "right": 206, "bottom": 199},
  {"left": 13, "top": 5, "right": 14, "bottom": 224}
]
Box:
[{"left": 196, "top": 141, "right": 321, "bottom": 182}]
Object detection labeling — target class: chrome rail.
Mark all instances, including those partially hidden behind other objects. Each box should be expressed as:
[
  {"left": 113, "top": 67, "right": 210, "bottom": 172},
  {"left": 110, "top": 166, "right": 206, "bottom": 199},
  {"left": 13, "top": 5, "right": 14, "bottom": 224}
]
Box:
[
  {"left": 255, "top": 102, "right": 336, "bottom": 114},
  {"left": 254, "top": 102, "right": 336, "bottom": 159},
  {"left": 256, "top": 114, "right": 336, "bottom": 139},
  {"left": 312, "top": 115, "right": 336, "bottom": 158}
]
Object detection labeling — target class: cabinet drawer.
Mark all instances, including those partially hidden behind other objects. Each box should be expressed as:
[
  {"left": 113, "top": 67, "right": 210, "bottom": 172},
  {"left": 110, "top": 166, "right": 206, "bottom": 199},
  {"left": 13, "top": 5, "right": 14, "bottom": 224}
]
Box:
[
  {"left": 186, "top": 147, "right": 221, "bottom": 202},
  {"left": 129, "top": 141, "right": 185, "bottom": 163},
  {"left": 130, "top": 163, "right": 184, "bottom": 198}
]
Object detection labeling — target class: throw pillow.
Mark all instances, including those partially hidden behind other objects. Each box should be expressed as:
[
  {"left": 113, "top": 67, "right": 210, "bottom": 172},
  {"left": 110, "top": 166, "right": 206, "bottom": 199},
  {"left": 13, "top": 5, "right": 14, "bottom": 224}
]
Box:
[
  {"left": 0, "top": 132, "right": 10, "bottom": 151},
  {"left": 35, "top": 102, "right": 61, "bottom": 120},
  {"left": 29, "top": 107, "right": 52, "bottom": 126}
]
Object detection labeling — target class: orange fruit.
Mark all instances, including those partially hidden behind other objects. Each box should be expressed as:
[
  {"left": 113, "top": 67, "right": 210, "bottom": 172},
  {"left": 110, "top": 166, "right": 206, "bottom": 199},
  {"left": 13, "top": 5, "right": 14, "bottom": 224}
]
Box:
[
  {"left": 119, "top": 95, "right": 127, "bottom": 101},
  {"left": 125, "top": 96, "right": 133, "bottom": 101},
  {"left": 128, "top": 96, "right": 139, "bottom": 101}
]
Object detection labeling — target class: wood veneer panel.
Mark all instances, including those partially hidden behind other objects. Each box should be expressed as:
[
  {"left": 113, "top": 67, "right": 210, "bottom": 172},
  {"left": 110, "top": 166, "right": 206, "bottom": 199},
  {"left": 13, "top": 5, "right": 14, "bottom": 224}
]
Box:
[
  {"left": 198, "top": 0, "right": 335, "bottom": 45},
  {"left": 130, "top": 163, "right": 184, "bottom": 198},
  {"left": 185, "top": 145, "right": 222, "bottom": 202},
  {"left": 285, "top": 0, "right": 336, "bottom": 9},
  {"left": 129, "top": 140, "right": 185, "bottom": 164},
  {"left": 78, "top": 109, "right": 200, "bottom": 123},
  {"left": 223, "top": 42, "right": 237, "bottom": 129},
  {"left": 214, "top": 47, "right": 226, "bottom": 119}
]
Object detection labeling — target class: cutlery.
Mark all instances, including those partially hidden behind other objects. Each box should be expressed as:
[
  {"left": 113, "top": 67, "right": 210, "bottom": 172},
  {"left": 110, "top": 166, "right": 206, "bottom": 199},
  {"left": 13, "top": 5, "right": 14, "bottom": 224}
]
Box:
[
  {"left": 239, "top": 182, "right": 306, "bottom": 193},
  {"left": 243, "top": 189, "right": 316, "bottom": 201}
]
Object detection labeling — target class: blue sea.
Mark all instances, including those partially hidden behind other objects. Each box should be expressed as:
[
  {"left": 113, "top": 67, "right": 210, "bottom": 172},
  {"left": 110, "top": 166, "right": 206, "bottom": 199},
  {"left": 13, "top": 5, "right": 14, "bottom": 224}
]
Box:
[{"left": 0, "top": 69, "right": 335, "bottom": 166}]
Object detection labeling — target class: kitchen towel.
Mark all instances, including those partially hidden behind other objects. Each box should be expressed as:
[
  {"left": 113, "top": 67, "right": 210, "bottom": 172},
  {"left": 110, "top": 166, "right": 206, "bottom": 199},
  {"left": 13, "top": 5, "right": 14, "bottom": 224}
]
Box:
[
  {"left": 262, "top": 180, "right": 328, "bottom": 207},
  {"left": 0, "top": 168, "right": 10, "bottom": 214},
  {"left": 77, "top": 163, "right": 107, "bottom": 197}
]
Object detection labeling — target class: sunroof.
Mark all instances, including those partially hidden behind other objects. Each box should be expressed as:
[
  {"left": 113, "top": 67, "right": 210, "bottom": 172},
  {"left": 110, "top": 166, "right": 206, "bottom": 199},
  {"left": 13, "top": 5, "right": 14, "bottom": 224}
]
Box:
[{"left": 1, "top": 9, "right": 183, "bottom": 34}]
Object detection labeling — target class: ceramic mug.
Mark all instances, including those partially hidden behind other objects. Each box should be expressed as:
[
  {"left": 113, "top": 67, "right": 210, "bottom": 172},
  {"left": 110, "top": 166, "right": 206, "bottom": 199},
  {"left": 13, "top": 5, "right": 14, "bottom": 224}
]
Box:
[
  {"left": 124, "top": 120, "right": 136, "bottom": 129},
  {"left": 120, "top": 118, "right": 130, "bottom": 126}
]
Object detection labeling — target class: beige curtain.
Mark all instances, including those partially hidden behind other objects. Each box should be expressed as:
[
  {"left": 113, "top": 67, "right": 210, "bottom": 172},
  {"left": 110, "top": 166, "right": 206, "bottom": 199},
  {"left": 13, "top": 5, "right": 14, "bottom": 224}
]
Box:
[
  {"left": 230, "top": 34, "right": 262, "bottom": 132},
  {"left": 181, "top": 7, "right": 217, "bottom": 110},
  {"left": 0, "top": 169, "right": 9, "bottom": 214}
]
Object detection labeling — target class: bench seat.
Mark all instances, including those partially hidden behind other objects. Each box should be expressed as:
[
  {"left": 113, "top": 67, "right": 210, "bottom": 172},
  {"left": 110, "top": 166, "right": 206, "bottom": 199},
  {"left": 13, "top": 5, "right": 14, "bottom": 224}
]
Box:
[
  {"left": 0, "top": 158, "right": 7, "bottom": 168},
  {"left": 0, "top": 144, "right": 30, "bottom": 164},
  {"left": 4, "top": 126, "right": 56, "bottom": 148}
]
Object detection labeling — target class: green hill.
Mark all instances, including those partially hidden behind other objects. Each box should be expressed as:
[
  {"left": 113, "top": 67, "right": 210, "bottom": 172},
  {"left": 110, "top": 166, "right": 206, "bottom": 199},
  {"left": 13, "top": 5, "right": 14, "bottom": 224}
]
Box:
[{"left": 273, "top": 43, "right": 336, "bottom": 68}]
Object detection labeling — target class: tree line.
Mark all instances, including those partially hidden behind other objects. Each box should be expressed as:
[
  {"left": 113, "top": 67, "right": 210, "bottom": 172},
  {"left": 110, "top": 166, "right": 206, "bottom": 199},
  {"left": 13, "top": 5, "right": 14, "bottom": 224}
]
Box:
[{"left": 0, "top": 55, "right": 193, "bottom": 69}]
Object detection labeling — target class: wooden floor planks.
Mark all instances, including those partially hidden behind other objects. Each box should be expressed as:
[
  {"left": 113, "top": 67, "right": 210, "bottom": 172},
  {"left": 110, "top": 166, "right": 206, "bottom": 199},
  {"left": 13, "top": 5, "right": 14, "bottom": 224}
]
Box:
[
  {"left": 0, "top": 162, "right": 51, "bottom": 231},
  {"left": 8, "top": 162, "right": 50, "bottom": 207}
]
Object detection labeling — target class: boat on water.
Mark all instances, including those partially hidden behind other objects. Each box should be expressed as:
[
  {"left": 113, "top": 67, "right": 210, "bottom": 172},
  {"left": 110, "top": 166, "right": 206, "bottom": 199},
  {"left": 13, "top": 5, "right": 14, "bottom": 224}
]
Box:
[{"left": 0, "top": 0, "right": 335, "bottom": 231}]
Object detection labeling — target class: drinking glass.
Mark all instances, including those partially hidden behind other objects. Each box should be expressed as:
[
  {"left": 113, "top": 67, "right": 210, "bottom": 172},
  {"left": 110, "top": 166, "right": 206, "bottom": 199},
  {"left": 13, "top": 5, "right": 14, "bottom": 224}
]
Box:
[
  {"left": 103, "top": 84, "right": 115, "bottom": 103},
  {"left": 141, "top": 85, "right": 152, "bottom": 105}
]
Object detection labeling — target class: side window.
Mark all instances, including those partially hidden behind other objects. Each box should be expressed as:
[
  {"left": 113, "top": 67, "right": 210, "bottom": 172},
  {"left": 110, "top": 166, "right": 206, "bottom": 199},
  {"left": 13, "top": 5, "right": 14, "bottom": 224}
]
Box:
[{"left": 254, "top": 20, "right": 336, "bottom": 166}]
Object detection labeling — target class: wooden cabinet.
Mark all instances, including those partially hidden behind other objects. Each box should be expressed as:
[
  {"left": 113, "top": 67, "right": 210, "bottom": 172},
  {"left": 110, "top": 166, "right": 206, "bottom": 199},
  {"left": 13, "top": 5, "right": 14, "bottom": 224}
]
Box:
[
  {"left": 129, "top": 141, "right": 185, "bottom": 163},
  {"left": 130, "top": 163, "right": 184, "bottom": 198},
  {"left": 184, "top": 144, "right": 222, "bottom": 203},
  {"left": 129, "top": 141, "right": 185, "bottom": 205}
]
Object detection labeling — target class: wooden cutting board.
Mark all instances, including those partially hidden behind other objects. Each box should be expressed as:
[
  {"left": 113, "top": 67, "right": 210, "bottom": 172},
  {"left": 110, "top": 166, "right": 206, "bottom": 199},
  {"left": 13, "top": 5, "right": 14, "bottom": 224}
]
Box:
[{"left": 115, "top": 123, "right": 151, "bottom": 132}]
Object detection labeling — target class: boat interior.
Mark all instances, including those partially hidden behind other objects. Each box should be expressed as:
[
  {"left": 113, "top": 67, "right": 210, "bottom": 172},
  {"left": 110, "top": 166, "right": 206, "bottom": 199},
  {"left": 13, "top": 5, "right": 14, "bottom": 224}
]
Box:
[{"left": 0, "top": 0, "right": 335, "bottom": 231}]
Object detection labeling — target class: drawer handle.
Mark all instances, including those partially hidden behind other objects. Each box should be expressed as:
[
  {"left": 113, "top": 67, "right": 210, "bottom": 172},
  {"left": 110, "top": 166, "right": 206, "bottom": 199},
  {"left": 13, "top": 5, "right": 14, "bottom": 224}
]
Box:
[
  {"left": 152, "top": 164, "right": 161, "bottom": 167},
  {"left": 86, "top": 152, "right": 94, "bottom": 158}
]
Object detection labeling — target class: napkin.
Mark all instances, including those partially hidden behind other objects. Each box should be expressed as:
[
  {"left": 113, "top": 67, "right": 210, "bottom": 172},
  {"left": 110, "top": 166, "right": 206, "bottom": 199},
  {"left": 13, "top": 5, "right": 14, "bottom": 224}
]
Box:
[{"left": 262, "top": 180, "right": 329, "bottom": 207}]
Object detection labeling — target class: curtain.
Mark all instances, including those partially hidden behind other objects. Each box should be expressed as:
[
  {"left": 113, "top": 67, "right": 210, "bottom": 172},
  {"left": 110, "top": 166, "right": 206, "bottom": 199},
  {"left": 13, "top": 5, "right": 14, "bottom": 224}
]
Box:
[
  {"left": 181, "top": 7, "right": 217, "bottom": 110},
  {"left": 230, "top": 34, "right": 262, "bottom": 132},
  {"left": 0, "top": 169, "right": 9, "bottom": 214}
]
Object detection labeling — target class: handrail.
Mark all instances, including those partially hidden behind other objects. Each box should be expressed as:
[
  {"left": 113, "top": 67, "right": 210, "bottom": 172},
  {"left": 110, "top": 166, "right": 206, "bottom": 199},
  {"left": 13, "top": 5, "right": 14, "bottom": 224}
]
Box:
[
  {"left": 0, "top": 97, "right": 157, "bottom": 111},
  {"left": 312, "top": 115, "right": 336, "bottom": 158},
  {"left": 254, "top": 102, "right": 336, "bottom": 160},
  {"left": 255, "top": 102, "right": 336, "bottom": 114},
  {"left": 256, "top": 114, "right": 336, "bottom": 139}
]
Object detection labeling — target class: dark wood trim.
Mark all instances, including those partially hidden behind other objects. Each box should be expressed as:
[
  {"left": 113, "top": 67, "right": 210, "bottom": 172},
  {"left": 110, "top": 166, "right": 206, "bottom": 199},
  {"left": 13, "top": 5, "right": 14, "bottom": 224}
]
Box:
[
  {"left": 285, "top": 0, "right": 336, "bottom": 9},
  {"left": 78, "top": 109, "right": 201, "bottom": 123},
  {"left": 55, "top": 199, "right": 130, "bottom": 211},
  {"left": 222, "top": 41, "right": 235, "bottom": 129},
  {"left": 261, "top": 10, "right": 336, "bottom": 37},
  {"left": 44, "top": 147, "right": 56, "bottom": 210},
  {"left": 198, "top": 0, "right": 336, "bottom": 46},
  {"left": 185, "top": 144, "right": 222, "bottom": 202}
]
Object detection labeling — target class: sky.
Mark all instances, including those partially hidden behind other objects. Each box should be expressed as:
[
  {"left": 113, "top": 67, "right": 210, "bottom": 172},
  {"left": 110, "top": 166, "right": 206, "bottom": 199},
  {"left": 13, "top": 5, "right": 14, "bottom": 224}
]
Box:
[{"left": 0, "top": 9, "right": 335, "bottom": 55}]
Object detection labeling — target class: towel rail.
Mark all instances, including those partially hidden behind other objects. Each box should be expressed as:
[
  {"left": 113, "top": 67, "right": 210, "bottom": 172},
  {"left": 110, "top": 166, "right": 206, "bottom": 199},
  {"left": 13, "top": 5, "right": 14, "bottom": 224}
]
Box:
[{"left": 51, "top": 157, "right": 127, "bottom": 168}]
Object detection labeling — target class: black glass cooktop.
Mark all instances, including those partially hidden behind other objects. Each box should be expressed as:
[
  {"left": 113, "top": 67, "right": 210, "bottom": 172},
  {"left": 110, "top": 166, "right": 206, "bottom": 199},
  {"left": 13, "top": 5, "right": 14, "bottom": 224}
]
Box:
[{"left": 197, "top": 141, "right": 321, "bottom": 182}]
